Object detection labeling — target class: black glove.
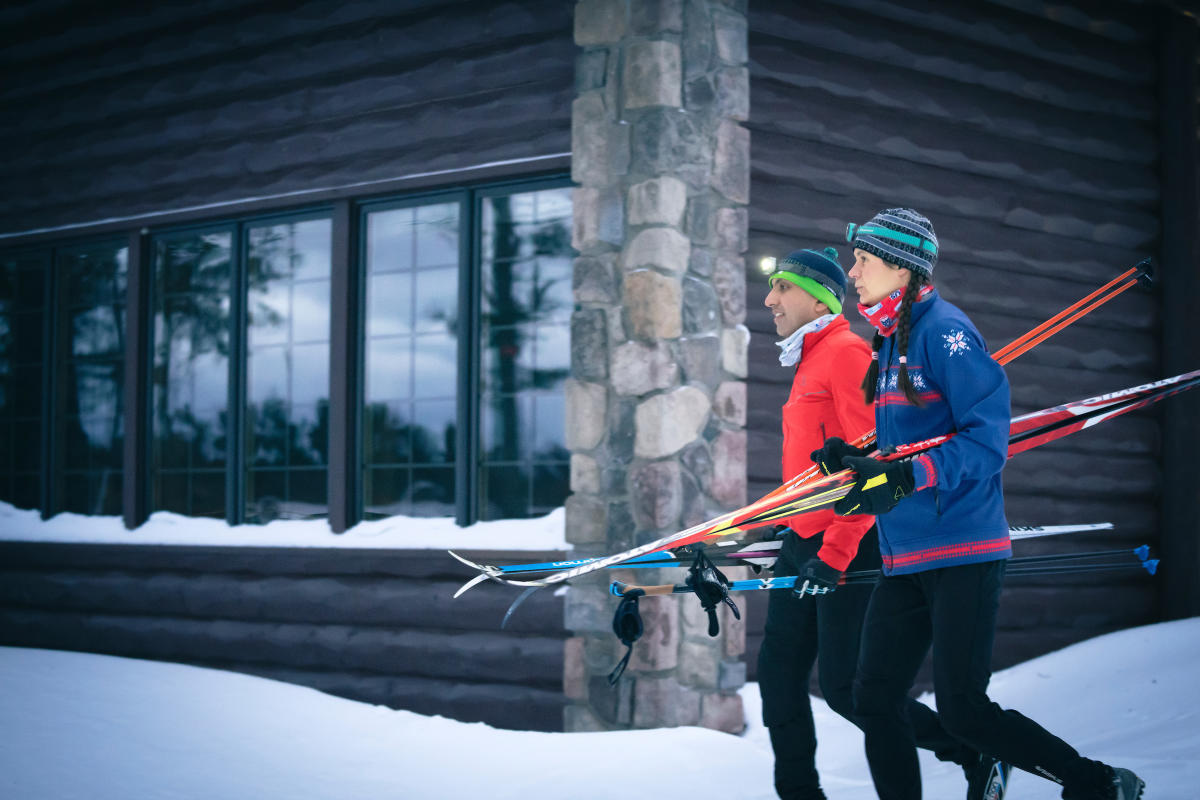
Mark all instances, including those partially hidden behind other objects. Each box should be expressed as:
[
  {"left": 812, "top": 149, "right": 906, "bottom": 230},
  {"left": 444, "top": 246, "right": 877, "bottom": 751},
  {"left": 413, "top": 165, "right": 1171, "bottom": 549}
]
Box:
[
  {"left": 810, "top": 436, "right": 872, "bottom": 475},
  {"left": 793, "top": 557, "right": 842, "bottom": 597},
  {"left": 834, "top": 456, "right": 915, "bottom": 516}
]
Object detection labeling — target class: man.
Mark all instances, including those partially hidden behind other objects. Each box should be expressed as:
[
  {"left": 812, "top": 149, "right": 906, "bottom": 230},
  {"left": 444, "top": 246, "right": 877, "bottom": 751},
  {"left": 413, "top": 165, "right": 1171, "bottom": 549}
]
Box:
[{"left": 757, "top": 246, "right": 880, "bottom": 800}]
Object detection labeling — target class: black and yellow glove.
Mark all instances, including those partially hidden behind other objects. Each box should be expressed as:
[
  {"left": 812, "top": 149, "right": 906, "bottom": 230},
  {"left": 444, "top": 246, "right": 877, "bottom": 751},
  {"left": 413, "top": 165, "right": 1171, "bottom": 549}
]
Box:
[
  {"left": 810, "top": 436, "right": 872, "bottom": 476},
  {"left": 834, "top": 456, "right": 915, "bottom": 516}
]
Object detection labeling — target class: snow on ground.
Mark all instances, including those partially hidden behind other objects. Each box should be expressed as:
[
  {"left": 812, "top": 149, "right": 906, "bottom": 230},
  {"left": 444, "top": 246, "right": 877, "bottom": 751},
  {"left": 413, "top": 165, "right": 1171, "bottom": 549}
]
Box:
[
  {"left": 2, "top": 618, "right": 1197, "bottom": 800},
  {"left": 0, "top": 501, "right": 568, "bottom": 551}
]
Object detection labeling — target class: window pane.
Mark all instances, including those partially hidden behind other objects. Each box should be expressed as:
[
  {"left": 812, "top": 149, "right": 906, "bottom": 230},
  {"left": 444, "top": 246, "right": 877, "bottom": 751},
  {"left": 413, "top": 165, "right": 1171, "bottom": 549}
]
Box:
[
  {"left": 151, "top": 232, "right": 231, "bottom": 517},
  {"left": 0, "top": 252, "right": 46, "bottom": 511},
  {"left": 243, "top": 219, "right": 331, "bottom": 524},
  {"left": 363, "top": 201, "right": 460, "bottom": 519},
  {"left": 478, "top": 187, "right": 572, "bottom": 520}
]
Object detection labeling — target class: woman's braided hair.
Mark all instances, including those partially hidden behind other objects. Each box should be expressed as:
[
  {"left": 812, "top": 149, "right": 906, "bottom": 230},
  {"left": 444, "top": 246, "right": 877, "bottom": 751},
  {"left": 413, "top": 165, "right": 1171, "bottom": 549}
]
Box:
[{"left": 861, "top": 269, "right": 930, "bottom": 406}]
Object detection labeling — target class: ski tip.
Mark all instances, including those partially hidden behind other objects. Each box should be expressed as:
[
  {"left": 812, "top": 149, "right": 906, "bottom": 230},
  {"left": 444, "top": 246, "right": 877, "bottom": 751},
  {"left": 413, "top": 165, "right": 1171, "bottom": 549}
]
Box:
[
  {"left": 453, "top": 572, "right": 491, "bottom": 599},
  {"left": 1142, "top": 559, "right": 1159, "bottom": 576},
  {"left": 501, "top": 587, "right": 541, "bottom": 629},
  {"left": 1134, "top": 544, "right": 1150, "bottom": 561},
  {"left": 1135, "top": 257, "right": 1154, "bottom": 288}
]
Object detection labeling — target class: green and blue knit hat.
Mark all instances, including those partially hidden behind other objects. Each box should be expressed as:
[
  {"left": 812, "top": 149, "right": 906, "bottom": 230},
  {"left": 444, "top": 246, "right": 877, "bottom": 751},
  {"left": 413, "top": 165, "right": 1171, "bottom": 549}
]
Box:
[
  {"left": 768, "top": 246, "right": 847, "bottom": 314},
  {"left": 846, "top": 208, "right": 938, "bottom": 277}
]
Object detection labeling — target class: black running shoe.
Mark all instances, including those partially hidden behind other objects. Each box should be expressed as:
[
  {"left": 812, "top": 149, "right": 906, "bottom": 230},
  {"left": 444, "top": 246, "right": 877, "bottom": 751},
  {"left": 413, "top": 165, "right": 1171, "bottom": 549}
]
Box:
[
  {"left": 1109, "top": 766, "right": 1145, "bottom": 800},
  {"left": 965, "top": 754, "right": 1011, "bottom": 800}
]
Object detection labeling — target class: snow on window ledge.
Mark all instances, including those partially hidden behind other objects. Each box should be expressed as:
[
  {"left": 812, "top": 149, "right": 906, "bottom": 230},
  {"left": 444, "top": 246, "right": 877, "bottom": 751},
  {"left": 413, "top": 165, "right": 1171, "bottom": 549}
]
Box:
[{"left": 0, "top": 502, "right": 569, "bottom": 552}]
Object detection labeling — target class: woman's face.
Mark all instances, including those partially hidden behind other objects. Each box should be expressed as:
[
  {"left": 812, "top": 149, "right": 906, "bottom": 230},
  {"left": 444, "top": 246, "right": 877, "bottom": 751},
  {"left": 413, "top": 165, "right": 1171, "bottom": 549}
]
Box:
[{"left": 849, "top": 248, "right": 911, "bottom": 306}]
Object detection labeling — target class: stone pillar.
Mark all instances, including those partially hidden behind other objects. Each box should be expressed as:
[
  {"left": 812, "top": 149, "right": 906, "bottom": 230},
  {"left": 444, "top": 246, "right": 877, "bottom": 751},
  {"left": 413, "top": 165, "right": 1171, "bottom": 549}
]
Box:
[{"left": 565, "top": 0, "right": 749, "bottom": 733}]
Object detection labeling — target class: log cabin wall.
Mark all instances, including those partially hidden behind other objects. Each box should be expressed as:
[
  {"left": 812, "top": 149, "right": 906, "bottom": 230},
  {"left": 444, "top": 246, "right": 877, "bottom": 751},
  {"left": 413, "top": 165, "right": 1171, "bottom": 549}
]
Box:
[{"left": 741, "top": 0, "right": 1176, "bottom": 681}]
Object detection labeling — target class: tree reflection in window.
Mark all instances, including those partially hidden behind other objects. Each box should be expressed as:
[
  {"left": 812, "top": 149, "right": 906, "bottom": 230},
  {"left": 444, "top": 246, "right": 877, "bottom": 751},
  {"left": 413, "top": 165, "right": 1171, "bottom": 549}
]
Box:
[
  {"left": 479, "top": 188, "right": 572, "bottom": 520},
  {"left": 244, "top": 220, "right": 331, "bottom": 523},
  {"left": 0, "top": 253, "right": 47, "bottom": 511},
  {"left": 55, "top": 243, "right": 128, "bottom": 515},
  {"left": 150, "top": 232, "right": 233, "bottom": 518},
  {"left": 362, "top": 202, "right": 460, "bottom": 519}
]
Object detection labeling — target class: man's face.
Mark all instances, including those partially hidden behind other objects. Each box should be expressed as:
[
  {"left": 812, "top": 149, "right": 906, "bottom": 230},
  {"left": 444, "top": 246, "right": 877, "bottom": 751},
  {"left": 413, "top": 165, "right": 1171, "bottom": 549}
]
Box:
[
  {"left": 765, "top": 279, "right": 829, "bottom": 338},
  {"left": 848, "top": 248, "right": 910, "bottom": 306}
]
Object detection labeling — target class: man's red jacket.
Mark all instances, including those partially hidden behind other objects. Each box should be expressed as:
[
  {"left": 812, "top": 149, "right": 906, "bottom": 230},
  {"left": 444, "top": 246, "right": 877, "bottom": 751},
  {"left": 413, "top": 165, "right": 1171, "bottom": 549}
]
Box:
[{"left": 780, "top": 315, "right": 876, "bottom": 571}]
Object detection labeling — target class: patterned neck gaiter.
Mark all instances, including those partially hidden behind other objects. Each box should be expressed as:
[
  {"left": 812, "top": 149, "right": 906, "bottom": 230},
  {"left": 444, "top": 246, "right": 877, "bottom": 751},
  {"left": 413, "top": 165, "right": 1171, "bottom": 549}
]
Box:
[{"left": 857, "top": 284, "right": 934, "bottom": 336}]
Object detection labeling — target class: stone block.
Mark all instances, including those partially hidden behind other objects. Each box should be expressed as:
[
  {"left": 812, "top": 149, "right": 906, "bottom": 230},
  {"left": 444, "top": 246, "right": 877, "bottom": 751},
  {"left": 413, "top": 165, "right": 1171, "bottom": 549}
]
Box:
[
  {"left": 627, "top": 594, "right": 680, "bottom": 671},
  {"left": 718, "top": 659, "right": 746, "bottom": 691},
  {"left": 688, "top": 246, "right": 715, "bottom": 278},
  {"left": 721, "top": 324, "right": 749, "bottom": 377},
  {"left": 588, "top": 674, "right": 634, "bottom": 726},
  {"left": 634, "top": 386, "right": 710, "bottom": 459},
  {"left": 682, "top": 275, "right": 721, "bottom": 334},
  {"left": 630, "top": 0, "right": 683, "bottom": 34},
  {"left": 623, "top": 40, "right": 682, "bottom": 109},
  {"left": 565, "top": 379, "right": 608, "bottom": 450},
  {"left": 713, "top": 380, "right": 746, "bottom": 425},
  {"left": 624, "top": 269, "right": 682, "bottom": 339},
  {"left": 607, "top": 397, "right": 637, "bottom": 461},
  {"left": 712, "top": 252, "right": 746, "bottom": 324},
  {"left": 679, "top": 590, "right": 713, "bottom": 640},
  {"left": 682, "top": 0, "right": 714, "bottom": 81},
  {"left": 700, "top": 692, "right": 745, "bottom": 734},
  {"left": 680, "top": 439, "right": 714, "bottom": 486},
  {"left": 678, "top": 638, "right": 720, "bottom": 689},
  {"left": 583, "top": 631, "right": 621, "bottom": 671},
  {"left": 571, "top": 308, "right": 609, "bottom": 381},
  {"left": 606, "top": 500, "right": 637, "bottom": 553},
  {"left": 564, "top": 636, "right": 588, "bottom": 700},
  {"left": 684, "top": 74, "right": 715, "bottom": 110},
  {"left": 575, "top": 0, "right": 626, "bottom": 46},
  {"left": 630, "top": 108, "right": 708, "bottom": 183},
  {"left": 632, "top": 676, "right": 702, "bottom": 728},
  {"left": 576, "top": 49, "right": 608, "bottom": 93},
  {"left": 565, "top": 578, "right": 615, "bottom": 633},
  {"left": 611, "top": 339, "right": 679, "bottom": 396},
  {"left": 629, "top": 459, "right": 682, "bottom": 531},
  {"left": 712, "top": 6, "right": 748, "bottom": 65},
  {"left": 684, "top": 191, "right": 716, "bottom": 246},
  {"left": 572, "top": 186, "right": 624, "bottom": 251},
  {"left": 573, "top": 253, "right": 619, "bottom": 304},
  {"left": 710, "top": 429, "right": 747, "bottom": 508},
  {"left": 621, "top": 227, "right": 690, "bottom": 275},
  {"left": 714, "top": 65, "right": 749, "bottom": 121},
  {"left": 572, "top": 94, "right": 630, "bottom": 187},
  {"left": 677, "top": 334, "right": 722, "bottom": 387},
  {"left": 570, "top": 453, "right": 602, "bottom": 495},
  {"left": 627, "top": 176, "right": 687, "bottom": 227},
  {"left": 679, "top": 466, "right": 707, "bottom": 528},
  {"left": 564, "top": 703, "right": 611, "bottom": 732},
  {"left": 565, "top": 493, "right": 608, "bottom": 545},
  {"left": 712, "top": 119, "right": 750, "bottom": 203},
  {"left": 715, "top": 206, "right": 748, "bottom": 253}
]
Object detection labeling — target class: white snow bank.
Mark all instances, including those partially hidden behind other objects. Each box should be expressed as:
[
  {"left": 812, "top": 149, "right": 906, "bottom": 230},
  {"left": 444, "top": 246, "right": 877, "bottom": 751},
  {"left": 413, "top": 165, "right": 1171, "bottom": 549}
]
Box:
[
  {"left": 0, "top": 500, "right": 568, "bottom": 551},
  {"left": 2, "top": 618, "right": 1197, "bottom": 799}
]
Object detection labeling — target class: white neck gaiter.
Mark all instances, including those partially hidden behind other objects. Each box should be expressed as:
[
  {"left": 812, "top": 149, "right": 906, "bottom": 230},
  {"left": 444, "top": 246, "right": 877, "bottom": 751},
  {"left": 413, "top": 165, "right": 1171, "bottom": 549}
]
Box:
[{"left": 776, "top": 313, "right": 837, "bottom": 367}]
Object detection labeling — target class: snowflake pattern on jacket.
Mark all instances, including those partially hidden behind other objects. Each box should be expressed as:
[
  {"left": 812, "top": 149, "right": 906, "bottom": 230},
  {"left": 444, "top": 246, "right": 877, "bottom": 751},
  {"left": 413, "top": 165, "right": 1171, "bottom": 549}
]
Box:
[{"left": 943, "top": 329, "right": 971, "bottom": 356}]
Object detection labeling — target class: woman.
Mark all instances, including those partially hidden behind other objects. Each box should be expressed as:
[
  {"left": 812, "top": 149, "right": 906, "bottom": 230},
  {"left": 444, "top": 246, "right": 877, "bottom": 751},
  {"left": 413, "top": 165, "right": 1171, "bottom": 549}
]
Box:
[{"left": 812, "top": 208, "right": 1144, "bottom": 800}]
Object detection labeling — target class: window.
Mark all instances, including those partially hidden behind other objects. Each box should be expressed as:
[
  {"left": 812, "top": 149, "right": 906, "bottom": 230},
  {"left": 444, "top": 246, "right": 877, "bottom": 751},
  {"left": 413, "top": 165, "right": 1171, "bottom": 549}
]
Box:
[
  {"left": 362, "top": 201, "right": 461, "bottom": 519},
  {"left": 150, "top": 230, "right": 233, "bottom": 518},
  {"left": 3, "top": 176, "right": 571, "bottom": 529},
  {"left": 0, "top": 252, "right": 48, "bottom": 510},
  {"left": 477, "top": 187, "right": 572, "bottom": 520},
  {"left": 53, "top": 242, "right": 128, "bottom": 515},
  {"left": 244, "top": 219, "right": 332, "bottom": 522}
]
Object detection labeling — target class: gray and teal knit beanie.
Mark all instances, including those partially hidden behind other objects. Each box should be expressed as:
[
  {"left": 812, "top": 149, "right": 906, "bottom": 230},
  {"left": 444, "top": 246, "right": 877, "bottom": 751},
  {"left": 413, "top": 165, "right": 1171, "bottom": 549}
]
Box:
[
  {"left": 846, "top": 208, "right": 938, "bottom": 277},
  {"left": 768, "top": 246, "right": 847, "bottom": 314}
]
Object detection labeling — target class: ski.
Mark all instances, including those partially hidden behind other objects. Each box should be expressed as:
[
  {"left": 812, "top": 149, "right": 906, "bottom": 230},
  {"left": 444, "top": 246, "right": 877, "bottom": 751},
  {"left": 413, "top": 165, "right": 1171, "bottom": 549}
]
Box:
[
  {"left": 450, "top": 368, "right": 1197, "bottom": 593},
  {"left": 454, "top": 522, "right": 1113, "bottom": 586},
  {"left": 609, "top": 546, "right": 1158, "bottom": 598}
]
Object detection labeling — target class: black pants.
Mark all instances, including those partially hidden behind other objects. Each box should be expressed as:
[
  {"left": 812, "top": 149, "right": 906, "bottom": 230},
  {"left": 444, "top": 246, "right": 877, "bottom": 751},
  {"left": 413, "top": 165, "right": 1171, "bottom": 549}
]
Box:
[
  {"left": 757, "top": 532, "right": 971, "bottom": 799},
  {"left": 854, "top": 560, "right": 1090, "bottom": 800}
]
